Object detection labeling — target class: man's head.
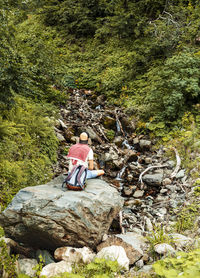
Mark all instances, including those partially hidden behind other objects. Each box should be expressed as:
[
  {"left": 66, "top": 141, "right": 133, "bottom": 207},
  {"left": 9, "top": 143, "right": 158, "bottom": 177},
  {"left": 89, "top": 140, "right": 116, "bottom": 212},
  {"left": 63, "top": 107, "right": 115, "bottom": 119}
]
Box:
[{"left": 79, "top": 132, "right": 89, "bottom": 144}]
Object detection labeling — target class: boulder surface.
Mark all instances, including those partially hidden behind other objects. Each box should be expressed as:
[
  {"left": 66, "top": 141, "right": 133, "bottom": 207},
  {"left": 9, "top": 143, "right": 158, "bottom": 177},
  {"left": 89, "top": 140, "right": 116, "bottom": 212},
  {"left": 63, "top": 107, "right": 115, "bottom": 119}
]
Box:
[{"left": 0, "top": 176, "right": 124, "bottom": 250}]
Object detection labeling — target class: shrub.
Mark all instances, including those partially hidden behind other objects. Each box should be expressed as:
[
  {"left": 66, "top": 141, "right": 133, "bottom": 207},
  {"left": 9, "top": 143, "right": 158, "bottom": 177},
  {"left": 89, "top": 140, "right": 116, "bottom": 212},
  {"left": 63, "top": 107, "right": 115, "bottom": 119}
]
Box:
[{"left": 153, "top": 249, "right": 200, "bottom": 278}]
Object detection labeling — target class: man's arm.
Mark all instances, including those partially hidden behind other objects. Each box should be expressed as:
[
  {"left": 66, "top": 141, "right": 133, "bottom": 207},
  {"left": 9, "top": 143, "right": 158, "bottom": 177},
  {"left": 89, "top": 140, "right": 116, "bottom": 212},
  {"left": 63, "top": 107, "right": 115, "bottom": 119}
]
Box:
[{"left": 88, "top": 160, "right": 94, "bottom": 170}]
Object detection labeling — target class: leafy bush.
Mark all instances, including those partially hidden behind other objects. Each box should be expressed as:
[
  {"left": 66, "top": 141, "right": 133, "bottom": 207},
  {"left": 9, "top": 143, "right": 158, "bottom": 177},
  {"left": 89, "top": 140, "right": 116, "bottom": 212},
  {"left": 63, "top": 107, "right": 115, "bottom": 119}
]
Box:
[
  {"left": 55, "top": 258, "right": 122, "bottom": 278},
  {"left": 0, "top": 96, "right": 58, "bottom": 208},
  {"left": 0, "top": 239, "right": 18, "bottom": 278},
  {"left": 153, "top": 249, "right": 200, "bottom": 278}
]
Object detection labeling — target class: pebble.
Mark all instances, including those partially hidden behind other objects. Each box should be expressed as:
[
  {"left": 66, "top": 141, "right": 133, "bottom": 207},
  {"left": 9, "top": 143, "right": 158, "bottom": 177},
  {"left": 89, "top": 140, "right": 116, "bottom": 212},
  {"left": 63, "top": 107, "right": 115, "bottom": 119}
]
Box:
[
  {"left": 162, "top": 178, "right": 172, "bottom": 186},
  {"left": 133, "top": 190, "right": 144, "bottom": 198}
]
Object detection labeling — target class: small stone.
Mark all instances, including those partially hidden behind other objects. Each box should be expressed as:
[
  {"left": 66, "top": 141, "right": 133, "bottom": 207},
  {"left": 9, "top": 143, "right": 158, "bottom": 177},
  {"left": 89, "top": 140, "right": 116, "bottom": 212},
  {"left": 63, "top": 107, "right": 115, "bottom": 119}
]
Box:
[
  {"left": 142, "top": 253, "right": 149, "bottom": 262},
  {"left": 143, "top": 173, "right": 163, "bottom": 186},
  {"left": 167, "top": 160, "right": 176, "bottom": 168},
  {"left": 176, "top": 170, "right": 185, "bottom": 179},
  {"left": 135, "top": 259, "right": 144, "bottom": 268},
  {"left": 133, "top": 190, "right": 144, "bottom": 198},
  {"left": 17, "top": 259, "right": 38, "bottom": 277},
  {"left": 160, "top": 189, "right": 168, "bottom": 194},
  {"left": 166, "top": 185, "right": 176, "bottom": 192},
  {"left": 56, "top": 132, "right": 65, "bottom": 142},
  {"left": 162, "top": 178, "right": 172, "bottom": 186},
  {"left": 138, "top": 265, "right": 153, "bottom": 273},
  {"left": 154, "top": 243, "right": 175, "bottom": 255},
  {"left": 145, "top": 157, "right": 152, "bottom": 164},
  {"left": 102, "top": 234, "right": 108, "bottom": 241},
  {"left": 139, "top": 140, "right": 152, "bottom": 150},
  {"left": 144, "top": 217, "right": 153, "bottom": 232},
  {"left": 124, "top": 187, "right": 133, "bottom": 196}
]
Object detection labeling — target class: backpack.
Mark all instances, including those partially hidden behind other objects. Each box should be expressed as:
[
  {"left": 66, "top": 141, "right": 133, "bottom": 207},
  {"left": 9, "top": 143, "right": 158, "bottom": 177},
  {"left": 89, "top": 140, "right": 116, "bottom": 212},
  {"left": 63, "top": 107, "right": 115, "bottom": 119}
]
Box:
[{"left": 62, "top": 165, "right": 87, "bottom": 191}]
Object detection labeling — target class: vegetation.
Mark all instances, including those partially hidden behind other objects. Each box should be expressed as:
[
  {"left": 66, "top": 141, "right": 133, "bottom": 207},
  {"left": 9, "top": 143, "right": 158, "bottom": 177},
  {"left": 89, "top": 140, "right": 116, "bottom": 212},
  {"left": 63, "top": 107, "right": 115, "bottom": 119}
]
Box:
[
  {"left": 1, "top": 0, "right": 200, "bottom": 277},
  {"left": 54, "top": 258, "right": 122, "bottom": 278},
  {"left": 153, "top": 249, "right": 200, "bottom": 278}
]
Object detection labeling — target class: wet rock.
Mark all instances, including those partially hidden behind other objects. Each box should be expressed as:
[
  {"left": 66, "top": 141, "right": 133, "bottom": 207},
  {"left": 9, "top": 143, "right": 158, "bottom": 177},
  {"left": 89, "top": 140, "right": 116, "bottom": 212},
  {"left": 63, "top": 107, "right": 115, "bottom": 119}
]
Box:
[
  {"left": 0, "top": 176, "right": 124, "bottom": 250},
  {"left": 162, "top": 178, "right": 172, "bottom": 186},
  {"left": 154, "top": 243, "right": 175, "bottom": 255},
  {"left": 17, "top": 259, "right": 38, "bottom": 277},
  {"left": 36, "top": 250, "right": 55, "bottom": 266},
  {"left": 103, "top": 116, "right": 116, "bottom": 129},
  {"left": 143, "top": 173, "right": 163, "bottom": 186},
  {"left": 133, "top": 190, "right": 144, "bottom": 198},
  {"left": 96, "top": 245, "right": 129, "bottom": 270},
  {"left": 97, "top": 232, "right": 146, "bottom": 265},
  {"left": 40, "top": 261, "right": 72, "bottom": 278},
  {"left": 139, "top": 140, "right": 151, "bottom": 150},
  {"left": 54, "top": 246, "right": 95, "bottom": 264}
]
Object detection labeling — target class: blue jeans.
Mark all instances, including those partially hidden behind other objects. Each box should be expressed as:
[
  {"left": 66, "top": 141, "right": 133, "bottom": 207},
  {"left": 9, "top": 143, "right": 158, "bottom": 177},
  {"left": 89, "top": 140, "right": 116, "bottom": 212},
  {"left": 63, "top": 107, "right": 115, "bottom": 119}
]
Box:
[{"left": 86, "top": 170, "right": 98, "bottom": 179}]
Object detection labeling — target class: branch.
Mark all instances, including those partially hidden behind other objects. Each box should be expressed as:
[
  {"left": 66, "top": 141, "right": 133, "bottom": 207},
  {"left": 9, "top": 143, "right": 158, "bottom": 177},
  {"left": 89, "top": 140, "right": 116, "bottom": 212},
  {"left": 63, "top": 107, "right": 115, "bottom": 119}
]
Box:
[
  {"left": 170, "top": 147, "right": 181, "bottom": 179},
  {"left": 139, "top": 164, "right": 168, "bottom": 184}
]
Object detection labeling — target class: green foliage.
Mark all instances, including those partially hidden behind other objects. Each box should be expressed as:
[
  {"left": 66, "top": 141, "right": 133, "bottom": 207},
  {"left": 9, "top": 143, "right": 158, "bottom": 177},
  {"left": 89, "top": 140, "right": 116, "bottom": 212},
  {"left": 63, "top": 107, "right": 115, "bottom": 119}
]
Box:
[
  {"left": 33, "top": 254, "right": 45, "bottom": 278},
  {"left": 174, "top": 203, "right": 200, "bottom": 233},
  {"left": 153, "top": 249, "right": 200, "bottom": 278},
  {"left": 55, "top": 258, "right": 122, "bottom": 278},
  {"left": 105, "top": 129, "right": 115, "bottom": 141},
  {"left": 0, "top": 96, "right": 58, "bottom": 208},
  {"left": 147, "top": 224, "right": 174, "bottom": 258},
  {"left": 0, "top": 239, "right": 18, "bottom": 278}
]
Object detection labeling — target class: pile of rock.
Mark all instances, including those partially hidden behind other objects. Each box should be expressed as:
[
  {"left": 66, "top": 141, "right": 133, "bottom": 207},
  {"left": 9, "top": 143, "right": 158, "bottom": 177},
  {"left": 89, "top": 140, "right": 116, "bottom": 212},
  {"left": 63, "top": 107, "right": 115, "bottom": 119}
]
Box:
[{"left": 1, "top": 231, "right": 197, "bottom": 277}]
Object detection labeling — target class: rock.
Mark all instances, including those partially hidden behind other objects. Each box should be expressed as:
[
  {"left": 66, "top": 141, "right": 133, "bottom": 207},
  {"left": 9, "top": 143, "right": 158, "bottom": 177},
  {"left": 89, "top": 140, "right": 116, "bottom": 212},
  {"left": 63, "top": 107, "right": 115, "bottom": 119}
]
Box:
[
  {"left": 176, "top": 170, "right": 185, "bottom": 179},
  {"left": 56, "top": 132, "right": 66, "bottom": 142},
  {"left": 103, "top": 147, "right": 119, "bottom": 162},
  {"left": 0, "top": 176, "right": 124, "bottom": 250},
  {"left": 162, "top": 178, "right": 172, "bottom": 186},
  {"left": 139, "top": 140, "right": 151, "bottom": 150},
  {"left": 97, "top": 232, "right": 146, "bottom": 265},
  {"left": 103, "top": 116, "right": 116, "bottom": 129},
  {"left": 40, "top": 261, "right": 72, "bottom": 278},
  {"left": 169, "top": 233, "right": 193, "bottom": 249},
  {"left": 160, "top": 188, "right": 168, "bottom": 194},
  {"left": 143, "top": 173, "right": 163, "bottom": 186},
  {"left": 144, "top": 217, "right": 153, "bottom": 232},
  {"left": 154, "top": 243, "right": 175, "bottom": 255},
  {"left": 135, "top": 259, "right": 144, "bottom": 268},
  {"left": 63, "top": 127, "right": 74, "bottom": 142},
  {"left": 124, "top": 150, "right": 138, "bottom": 163},
  {"left": 113, "top": 136, "right": 124, "bottom": 147},
  {"left": 133, "top": 190, "right": 144, "bottom": 198},
  {"left": 54, "top": 246, "right": 95, "bottom": 264},
  {"left": 70, "top": 136, "right": 78, "bottom": 143},
  {"left": 17, "top": 259, "right": 38, "bottom": 277},
  {"left": 96, "top": 245, "right": 129, "bottom": 270},
  {"left": 84, "top": 127, "right": 102, "bottom": 143},
  {"left": 138, "top": 265, "right": 153, "bottom": 273},
  {"left": 145, "top": 157, "right": 152, "bottom": 164},
  {"left": 36, "top": 250, "right": 55, "bottom": 266}
]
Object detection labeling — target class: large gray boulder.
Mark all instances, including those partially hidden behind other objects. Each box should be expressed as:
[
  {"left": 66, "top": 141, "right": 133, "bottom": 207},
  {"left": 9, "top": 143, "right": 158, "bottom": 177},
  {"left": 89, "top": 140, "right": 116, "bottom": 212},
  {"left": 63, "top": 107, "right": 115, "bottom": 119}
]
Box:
[{"left": 0, "top": 176, "right": 124, "bottom": 250}]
